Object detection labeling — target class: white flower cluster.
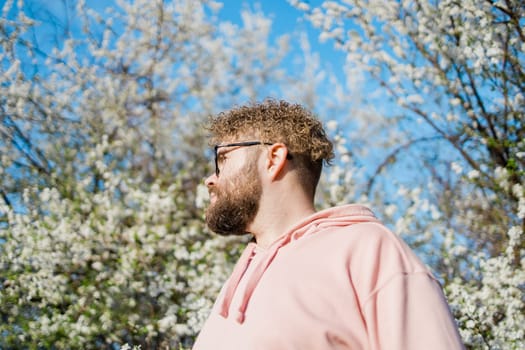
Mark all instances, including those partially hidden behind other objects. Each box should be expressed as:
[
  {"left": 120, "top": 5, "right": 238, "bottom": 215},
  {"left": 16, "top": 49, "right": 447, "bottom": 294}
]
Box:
[
  {"left": 0, "top": 167, "right": 241, "bottom": 347},
  {"left": 445, "top": 233, "right": 525, "bottom": 349}
]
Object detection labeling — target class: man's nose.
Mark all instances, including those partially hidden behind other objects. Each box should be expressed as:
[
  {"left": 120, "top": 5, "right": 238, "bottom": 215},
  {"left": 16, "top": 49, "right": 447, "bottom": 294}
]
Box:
[{"left": 205, "top": 173, "right": 217, "bottom": 187}]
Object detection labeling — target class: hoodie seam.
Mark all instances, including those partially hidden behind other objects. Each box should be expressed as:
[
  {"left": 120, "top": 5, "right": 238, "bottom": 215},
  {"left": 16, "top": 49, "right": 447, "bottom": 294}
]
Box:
[{"left": 361, "top": 270, "right": 434, "bottom": 309}]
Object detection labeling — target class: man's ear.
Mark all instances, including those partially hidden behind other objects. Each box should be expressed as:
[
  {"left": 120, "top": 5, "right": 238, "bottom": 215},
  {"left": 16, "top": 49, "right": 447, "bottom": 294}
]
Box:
[{"left": 265, "top": 143, "right": 289, "bottom": 181}]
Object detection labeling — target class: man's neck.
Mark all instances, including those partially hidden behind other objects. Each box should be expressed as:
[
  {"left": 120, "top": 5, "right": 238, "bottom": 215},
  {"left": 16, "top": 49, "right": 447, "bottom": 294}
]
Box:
[{"left": 248, "top": 192, "right": 316, "bottom": 249}]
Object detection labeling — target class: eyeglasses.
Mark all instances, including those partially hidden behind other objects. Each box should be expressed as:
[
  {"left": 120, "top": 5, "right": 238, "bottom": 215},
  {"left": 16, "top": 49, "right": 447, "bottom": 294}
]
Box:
[{"left": 214, "top": 141, "right": 272, "bottom": 177}]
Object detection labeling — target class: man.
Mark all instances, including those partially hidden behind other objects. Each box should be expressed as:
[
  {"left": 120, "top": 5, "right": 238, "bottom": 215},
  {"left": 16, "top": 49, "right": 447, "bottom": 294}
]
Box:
[{"left": 193, "top": 99, "right": 464, "bottom": 349}]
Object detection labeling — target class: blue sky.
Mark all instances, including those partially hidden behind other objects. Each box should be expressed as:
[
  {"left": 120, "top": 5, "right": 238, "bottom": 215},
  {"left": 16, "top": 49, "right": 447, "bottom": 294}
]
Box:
[
  {"left": 218, "top": 0, "right": 347, "bottom": 73},
  {"left": 1, "top": 0, "right": 348, "bottom": 87}
]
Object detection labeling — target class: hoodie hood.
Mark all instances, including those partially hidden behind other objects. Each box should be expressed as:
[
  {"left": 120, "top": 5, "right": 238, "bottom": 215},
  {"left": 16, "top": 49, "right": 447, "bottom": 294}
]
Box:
[{"left": 219, "top": 204, "right": 379, "bottom": 323}]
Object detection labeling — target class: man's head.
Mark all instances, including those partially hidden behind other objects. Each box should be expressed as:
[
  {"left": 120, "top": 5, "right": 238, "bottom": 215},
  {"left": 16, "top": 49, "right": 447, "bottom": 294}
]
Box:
[
  {"left": 204, "top": 99, "right": 334, "bottom": 236},
  {"left": 207, "top": 99, "right": 334, "bottom": 195}
]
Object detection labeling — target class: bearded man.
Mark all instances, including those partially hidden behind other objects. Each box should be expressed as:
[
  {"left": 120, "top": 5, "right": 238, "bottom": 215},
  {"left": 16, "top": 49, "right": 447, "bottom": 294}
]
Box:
[{"left": 193, "top": 99, "right": 464, "bottom": 350}]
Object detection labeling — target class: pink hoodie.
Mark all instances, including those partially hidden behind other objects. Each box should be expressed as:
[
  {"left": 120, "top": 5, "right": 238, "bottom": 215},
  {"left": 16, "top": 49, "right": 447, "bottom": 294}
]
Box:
[{"left": 192, "top": 204, "right": 464, "bottom": 349}]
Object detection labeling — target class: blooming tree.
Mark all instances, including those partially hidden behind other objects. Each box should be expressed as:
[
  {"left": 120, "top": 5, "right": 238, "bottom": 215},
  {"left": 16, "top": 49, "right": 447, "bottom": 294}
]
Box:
[
  {"left": 0, "top": 0, "right": 316, "bottom": 348},
  {"left": 292, "top": 0, "right": 524, "bottom": 348}
]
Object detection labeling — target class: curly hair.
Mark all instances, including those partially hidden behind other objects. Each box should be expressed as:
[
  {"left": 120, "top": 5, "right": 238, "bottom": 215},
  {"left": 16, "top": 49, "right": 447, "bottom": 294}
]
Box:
[{"left": 207, "top": 99, "right": 334, "bottom": 195}]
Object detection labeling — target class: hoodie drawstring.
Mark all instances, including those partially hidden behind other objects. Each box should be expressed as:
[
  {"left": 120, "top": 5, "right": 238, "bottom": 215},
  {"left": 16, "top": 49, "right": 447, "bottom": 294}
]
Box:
[
  {"left": 219, "top": 242, "right": 257, "bottom": 319},
  {"left": 235, "top": 234, "right": 292, "bottom": 323}
]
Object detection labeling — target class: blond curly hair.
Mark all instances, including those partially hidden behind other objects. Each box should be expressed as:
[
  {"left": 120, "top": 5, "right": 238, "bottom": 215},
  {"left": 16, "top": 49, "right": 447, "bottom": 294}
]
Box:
[{"left": 207, "top": 99, "right": 334, "bottom": 195}]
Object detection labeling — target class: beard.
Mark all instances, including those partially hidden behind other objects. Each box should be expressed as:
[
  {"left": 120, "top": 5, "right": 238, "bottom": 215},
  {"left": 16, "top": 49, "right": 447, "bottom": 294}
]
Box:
[{"left": 205, "top": 160, "right": 262, "bottom": 236}]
